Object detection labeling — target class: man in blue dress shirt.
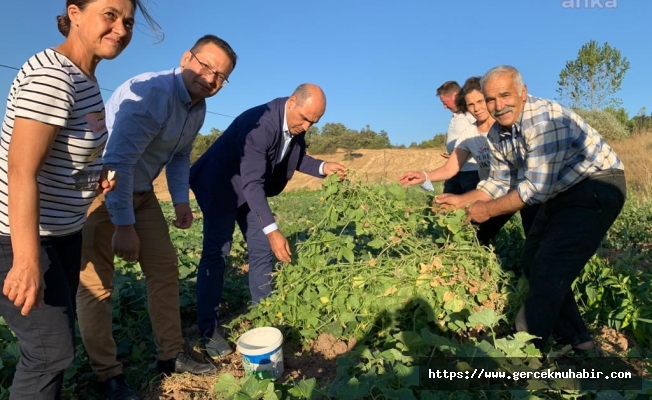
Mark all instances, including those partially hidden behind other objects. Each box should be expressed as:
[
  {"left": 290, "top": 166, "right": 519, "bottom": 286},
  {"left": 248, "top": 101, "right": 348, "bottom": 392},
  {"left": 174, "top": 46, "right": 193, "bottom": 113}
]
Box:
[{"left": 76, "top": 34, "right": 237, "bottom": 400}]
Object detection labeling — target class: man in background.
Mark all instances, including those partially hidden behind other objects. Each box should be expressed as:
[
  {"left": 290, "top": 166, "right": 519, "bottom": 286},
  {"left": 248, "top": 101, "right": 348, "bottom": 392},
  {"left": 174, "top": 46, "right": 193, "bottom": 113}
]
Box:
[
  {"left": 436, "top": 65, "right": 626, "bottom": 353},
  {"left": 436, "top": 81, "right": 479, "bottom": 194},
  {"left": 77, "top": 34, "right": 237, "bottom": 400}
]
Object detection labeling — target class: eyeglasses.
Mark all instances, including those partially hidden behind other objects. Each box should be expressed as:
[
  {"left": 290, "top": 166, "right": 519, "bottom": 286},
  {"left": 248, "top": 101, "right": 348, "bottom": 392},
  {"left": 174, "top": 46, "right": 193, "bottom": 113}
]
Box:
[{"left": 189, "top": 51, "right": 229, "bottom": 86}]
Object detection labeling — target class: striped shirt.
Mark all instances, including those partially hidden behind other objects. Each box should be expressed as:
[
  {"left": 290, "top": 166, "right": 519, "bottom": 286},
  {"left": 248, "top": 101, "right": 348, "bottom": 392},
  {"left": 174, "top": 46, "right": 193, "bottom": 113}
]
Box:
[
  {"left": 477, "top": 95, "right": 623, "bottom": 205},
  {"left": 0, "top": 48, "right": 107, "bottom": 236}
]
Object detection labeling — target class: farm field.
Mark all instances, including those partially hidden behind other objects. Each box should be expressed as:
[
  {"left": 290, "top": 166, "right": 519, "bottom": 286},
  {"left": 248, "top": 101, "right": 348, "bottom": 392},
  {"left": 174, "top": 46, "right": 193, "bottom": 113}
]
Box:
[
  {"left": 153, "top": 148, "right": 449, "bottom": 201},
  {"left": 1, "top": 142, "right": 652, "bottom": 399}
]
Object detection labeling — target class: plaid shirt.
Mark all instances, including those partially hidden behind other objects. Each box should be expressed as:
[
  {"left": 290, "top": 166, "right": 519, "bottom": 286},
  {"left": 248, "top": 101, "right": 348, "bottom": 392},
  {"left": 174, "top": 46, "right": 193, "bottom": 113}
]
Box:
[{"left": 477, "top": 95, "right": 624, "bottom": 205}]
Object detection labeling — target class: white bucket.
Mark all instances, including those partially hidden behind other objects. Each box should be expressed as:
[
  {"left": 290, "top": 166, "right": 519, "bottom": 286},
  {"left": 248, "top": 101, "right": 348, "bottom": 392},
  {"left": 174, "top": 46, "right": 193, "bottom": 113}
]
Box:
[{"left": 236, "top": 327, "right": 284, "bottom": 380}]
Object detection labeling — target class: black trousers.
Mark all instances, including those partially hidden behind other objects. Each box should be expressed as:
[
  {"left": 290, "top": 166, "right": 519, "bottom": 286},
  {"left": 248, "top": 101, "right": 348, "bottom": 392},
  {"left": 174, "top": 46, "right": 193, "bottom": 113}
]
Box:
[
  {"left": 521, "top": 170, "right": 626, "bottom": 349},
  {"left": 0, "top": 231, "right": 81, "bottom": 400}
]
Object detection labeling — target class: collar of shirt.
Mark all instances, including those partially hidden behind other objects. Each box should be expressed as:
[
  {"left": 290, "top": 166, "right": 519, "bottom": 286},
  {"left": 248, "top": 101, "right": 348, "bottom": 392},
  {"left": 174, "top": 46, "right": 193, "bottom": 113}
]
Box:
[
  {"left": 282, "top": 100, "right": 291, "bottom": 140},
  {"left": 276, "top": 101, "right": 292, "bottom": 164}
]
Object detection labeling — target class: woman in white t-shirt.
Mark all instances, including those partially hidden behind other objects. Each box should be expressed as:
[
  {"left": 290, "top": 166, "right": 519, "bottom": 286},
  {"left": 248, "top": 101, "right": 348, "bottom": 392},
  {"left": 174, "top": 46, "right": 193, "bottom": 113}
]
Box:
[
  {"left": 0, "top": 1, "right": 160, "bottom": 398},
  {"left": 400, "top": 77, "right": 537, "bottom": 244}
]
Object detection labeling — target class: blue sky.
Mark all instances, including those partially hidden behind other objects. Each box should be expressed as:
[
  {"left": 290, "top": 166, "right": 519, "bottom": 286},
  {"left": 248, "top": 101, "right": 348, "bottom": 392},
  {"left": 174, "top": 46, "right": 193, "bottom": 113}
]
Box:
[{"left": 1, "top": 0, "right": 649, "bottom": 146}]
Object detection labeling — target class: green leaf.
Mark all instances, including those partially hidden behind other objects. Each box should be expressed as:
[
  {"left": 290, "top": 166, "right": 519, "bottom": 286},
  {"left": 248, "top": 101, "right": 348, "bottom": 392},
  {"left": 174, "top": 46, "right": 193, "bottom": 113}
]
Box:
[
  {"left": 263, "top": 382, "right": 281, "bottom": 400},
  {"left": 420, "top": 328, "right": 454, "bottom": 349},
  {"left": 336, "top": 377, "right": 370, "bottom": 399},
  {"left": 179, "top": 264, "right": 193, "bottom": 279},
  {"left": 467, "top": 308, "right": 501, "bottom": 328},
  {"left": 287, "top": 378, "right": 318, "bottom": 399},
  {"left": 513, "top": 331, "right": 538, "bottom": 344},
  {"left": 595, "top": 391, "right": 626, "bottom": 400},
  {"left": 240, "top": 376, "right": 272, "bottom": 397},
  {"left": 322, "top": 321, "right": 343, "bottom": 339},
  {"left": 380, "top": 348, "right": 401, "bottom": 361},
  {"left": 394, "top": 363, "right": 419, "bottom": 387},
  {"left": 339, "top": 312, "right": 357, "bottom": 324},
  {"left": 213, "top": 373, "right": 240, "bottom": 397},
  {"left": 367, "top": 238, "right": 385, "bottom": 249},
  {"left": 384, "top": 388, "right": 418, "bottom": 400},
  {"left": 494, "top": 337, "right": 527, "bottom": 357},
  {"left": 340, "top": 247, "right": 355, "bottom": 263},
  {"left": 394, "top": 331, "right": 426, "bottom": 350}
]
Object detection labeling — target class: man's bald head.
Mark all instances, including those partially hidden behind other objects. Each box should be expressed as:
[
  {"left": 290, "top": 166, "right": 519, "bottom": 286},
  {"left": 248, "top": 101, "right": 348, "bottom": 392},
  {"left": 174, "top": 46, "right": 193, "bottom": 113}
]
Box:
[{"left": 286, "top": 84, "right": 326, "bottom": 135}]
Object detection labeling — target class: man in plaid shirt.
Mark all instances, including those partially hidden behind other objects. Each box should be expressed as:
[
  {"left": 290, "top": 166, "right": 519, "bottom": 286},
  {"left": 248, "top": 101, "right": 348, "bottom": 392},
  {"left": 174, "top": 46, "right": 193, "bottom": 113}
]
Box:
[{"left": 437, "top": 65, "right": 626, "bottom": 353}]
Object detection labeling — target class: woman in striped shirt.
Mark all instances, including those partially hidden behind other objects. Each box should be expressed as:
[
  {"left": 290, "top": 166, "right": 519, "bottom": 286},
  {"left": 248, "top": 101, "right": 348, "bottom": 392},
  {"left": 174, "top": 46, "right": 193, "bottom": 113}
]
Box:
[{"left": 0, "top": 1, "right": 159, "bottom": 398}]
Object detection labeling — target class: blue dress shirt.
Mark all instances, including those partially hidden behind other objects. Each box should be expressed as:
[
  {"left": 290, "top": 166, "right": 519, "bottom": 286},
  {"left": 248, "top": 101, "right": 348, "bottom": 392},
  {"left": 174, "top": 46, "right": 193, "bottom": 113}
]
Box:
[{"left": 103, "top": 68, "right": 206, "bottom": 225}]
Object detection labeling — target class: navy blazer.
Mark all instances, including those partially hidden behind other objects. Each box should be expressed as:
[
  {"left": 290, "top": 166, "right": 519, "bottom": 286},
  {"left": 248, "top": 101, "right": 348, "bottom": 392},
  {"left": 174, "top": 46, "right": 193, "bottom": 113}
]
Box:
[{"left": 190, "top": 97, "right": 324, "bottom": 228}]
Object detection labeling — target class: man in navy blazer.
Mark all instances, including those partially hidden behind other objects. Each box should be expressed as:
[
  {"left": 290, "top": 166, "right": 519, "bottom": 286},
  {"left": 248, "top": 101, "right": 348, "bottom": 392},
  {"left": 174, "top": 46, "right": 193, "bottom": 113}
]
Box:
[{"left": 189, "top": 83, "right": 346, "bottom": 358}]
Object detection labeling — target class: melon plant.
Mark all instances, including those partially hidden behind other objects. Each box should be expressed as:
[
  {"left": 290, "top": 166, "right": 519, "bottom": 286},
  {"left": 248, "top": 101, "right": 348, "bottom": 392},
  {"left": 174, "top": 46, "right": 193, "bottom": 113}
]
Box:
[{"left": 230, "top": 173, "right": 508, "bottom": 343}]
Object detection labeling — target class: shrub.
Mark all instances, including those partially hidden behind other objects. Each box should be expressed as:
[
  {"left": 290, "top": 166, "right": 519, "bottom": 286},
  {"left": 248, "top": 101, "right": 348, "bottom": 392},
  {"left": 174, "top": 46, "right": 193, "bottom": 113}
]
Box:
[{"left": 574, "top": 108, "right": 631, "bottom": 142}]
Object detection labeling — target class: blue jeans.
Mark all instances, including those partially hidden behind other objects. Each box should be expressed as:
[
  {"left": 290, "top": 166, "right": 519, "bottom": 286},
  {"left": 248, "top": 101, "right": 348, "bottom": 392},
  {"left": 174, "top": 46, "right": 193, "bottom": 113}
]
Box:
[
  {"left": 521, "top": 170, "right": 626, "bottom": 349},
  {"left": 0, "top": 232, "right": 82, "bottom": 400},
  {"left": 196, "top": 205, "right": 274, "bottom": 334}
]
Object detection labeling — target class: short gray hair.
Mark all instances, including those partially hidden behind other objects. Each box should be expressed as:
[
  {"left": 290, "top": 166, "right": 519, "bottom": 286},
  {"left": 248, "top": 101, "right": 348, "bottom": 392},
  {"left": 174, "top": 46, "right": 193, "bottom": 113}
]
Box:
[{"left": 481, "top": 65, "right": 524, "bottom": 93}]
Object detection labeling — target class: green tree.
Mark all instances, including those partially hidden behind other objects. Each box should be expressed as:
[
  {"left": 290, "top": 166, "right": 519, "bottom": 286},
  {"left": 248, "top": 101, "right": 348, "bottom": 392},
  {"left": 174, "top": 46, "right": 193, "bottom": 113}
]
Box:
[
  {"left": 191, "top": 128, "right": 222, "bottom": 163},
  {"left": 411, "top": 133, "right": 447, "bottom": 149},
  {"left": 604, "top": 106, "right": 632, "bottom": 133},
  {"left": 631, "top": 107, "right": 651, "bottom": 135},
  {"left": 320, "top": 122, "right": 348, "bottom": 138},
  {"left": 341, "top": 129, "right": 362, "bottom": 159},
  {"left": 358, "top": 125, "right": 391, "bottom": 149},
  {"left": 557, "top": 40, "right": 630, "bottom": 109}
]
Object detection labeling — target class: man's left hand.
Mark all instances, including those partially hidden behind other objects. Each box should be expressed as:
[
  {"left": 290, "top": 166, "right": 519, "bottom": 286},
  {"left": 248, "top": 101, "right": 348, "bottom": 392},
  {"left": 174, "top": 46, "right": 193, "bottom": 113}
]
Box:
[
  {"left": 323, "top": 162, "right": 347, "bottom": 179},
  {"left": 173, "top": 203, "right": 193, "bottom": 229},
  {"left": 466, "top": 201, "right": 491, "bottom": 224}
]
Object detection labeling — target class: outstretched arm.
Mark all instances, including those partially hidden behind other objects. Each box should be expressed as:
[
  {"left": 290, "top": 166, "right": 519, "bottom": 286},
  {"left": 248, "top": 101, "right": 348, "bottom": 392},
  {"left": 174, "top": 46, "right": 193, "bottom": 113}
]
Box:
[
  {"left": 399, "top": 148, "right": 471, "bottom": 186},
  {"left": 5, "top": 118, "right": 59, "bottom": 316}
]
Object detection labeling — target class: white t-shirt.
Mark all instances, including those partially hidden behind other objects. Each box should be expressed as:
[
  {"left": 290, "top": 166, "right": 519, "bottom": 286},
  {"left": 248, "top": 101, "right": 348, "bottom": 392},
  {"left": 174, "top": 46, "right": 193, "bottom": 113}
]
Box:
[
  {"left": 446, "top": 112, "right": 477, "bottom": 172},
  {"left": 456, "top": 123, "right": 491, "bottom": 180},
  {"left": 0, "top": 49, "right": 107, "bottom": 236}
]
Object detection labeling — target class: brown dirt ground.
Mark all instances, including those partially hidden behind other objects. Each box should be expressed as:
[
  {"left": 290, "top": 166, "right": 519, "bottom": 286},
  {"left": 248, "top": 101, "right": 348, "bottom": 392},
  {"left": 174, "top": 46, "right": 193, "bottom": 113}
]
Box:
[
  {"left": 142, "top": 323, "right": 644, "bottom": 399},
  {"left": 153, "top": 148, "right": 447, "bottom": 201},
  {"left": 143, "top": 330, "right": 357, "bottom": 400}
]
